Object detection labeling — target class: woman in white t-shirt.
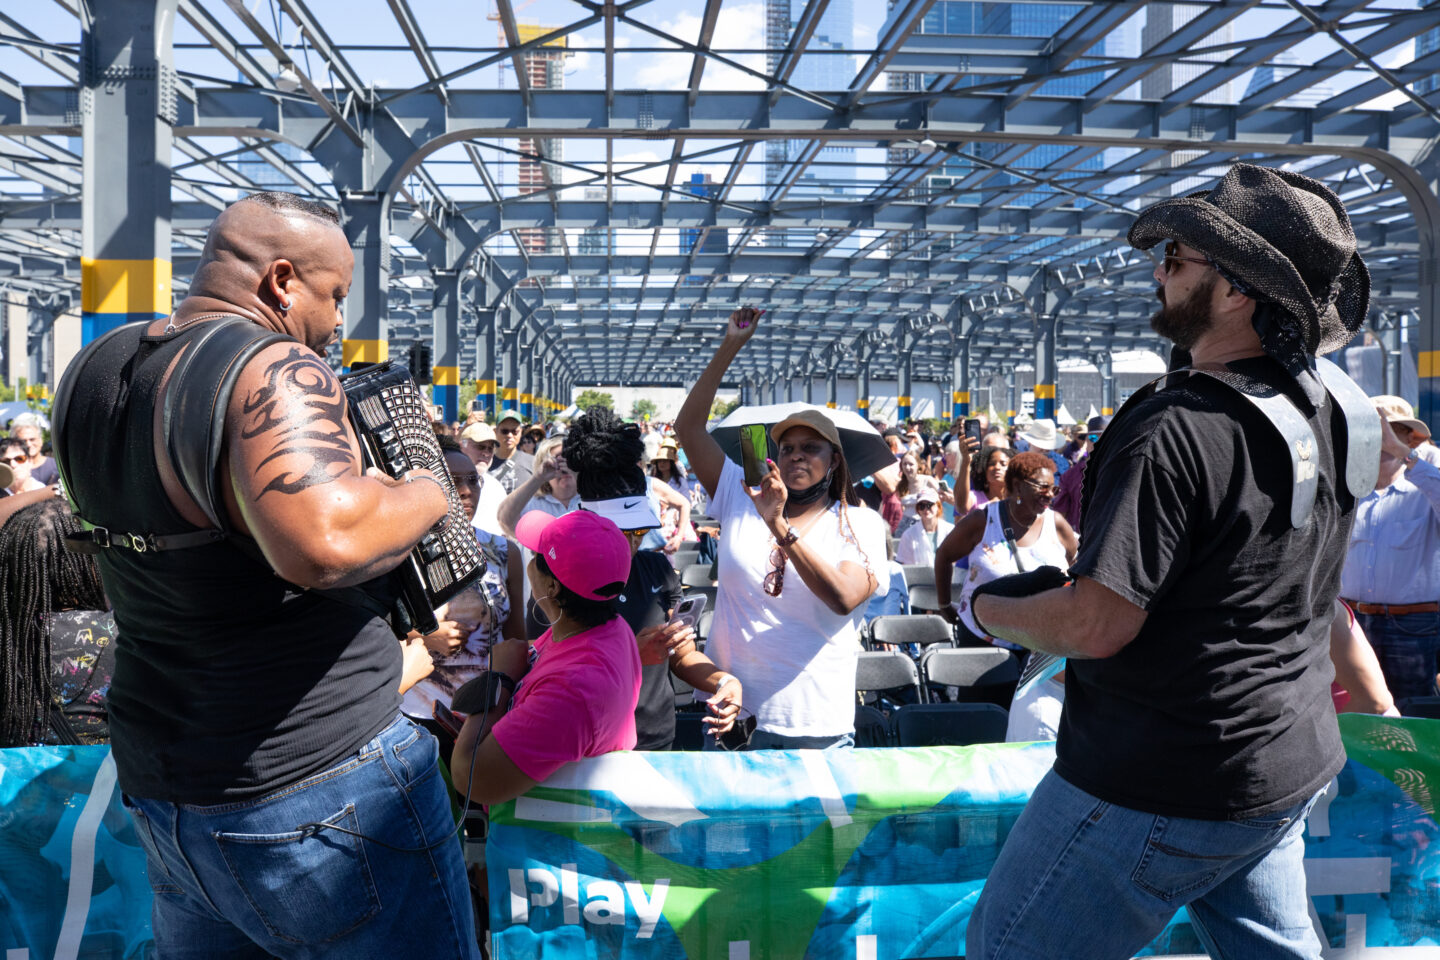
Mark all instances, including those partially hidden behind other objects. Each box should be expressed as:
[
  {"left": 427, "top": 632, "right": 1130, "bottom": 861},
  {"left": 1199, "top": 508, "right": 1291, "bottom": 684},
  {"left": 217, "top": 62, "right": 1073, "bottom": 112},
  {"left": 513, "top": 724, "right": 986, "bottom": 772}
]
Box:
[
  {"left": 673, "top": 307, "right": 888, "bottom": 750},
  {"left": 896, "top": 479, "right": 953, "bottom": 566}
]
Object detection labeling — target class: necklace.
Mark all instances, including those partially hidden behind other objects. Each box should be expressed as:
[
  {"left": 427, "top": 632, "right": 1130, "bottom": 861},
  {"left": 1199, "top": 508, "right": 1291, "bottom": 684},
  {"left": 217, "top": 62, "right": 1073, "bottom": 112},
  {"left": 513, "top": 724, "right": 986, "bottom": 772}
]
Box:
[
  {"left": 777, "top": 498, "right": 833, "bottom": 544},
  {"left": 163, "top": 312, "right": 235, "bottom": 335},
  {"left": 1001, "top": 499, "right": 1039, "bottom": 541}
]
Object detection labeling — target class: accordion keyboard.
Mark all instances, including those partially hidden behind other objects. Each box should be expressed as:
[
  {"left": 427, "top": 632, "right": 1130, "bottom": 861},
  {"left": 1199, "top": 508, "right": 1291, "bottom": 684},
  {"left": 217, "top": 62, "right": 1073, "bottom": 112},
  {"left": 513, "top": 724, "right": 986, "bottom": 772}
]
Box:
[{"left": 341, "top": 363, "right": 483, "bottom": 632}]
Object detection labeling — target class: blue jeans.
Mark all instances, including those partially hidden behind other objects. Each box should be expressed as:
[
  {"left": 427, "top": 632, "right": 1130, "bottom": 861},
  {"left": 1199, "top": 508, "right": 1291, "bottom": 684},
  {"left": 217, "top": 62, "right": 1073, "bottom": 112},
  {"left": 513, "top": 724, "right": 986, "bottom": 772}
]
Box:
[
  {"left": 123, "top": 714, "right": 478, "bottom": 959},
  {"left": 967, "top": 769, "right": 1325, "bottom": 960},
  {"left": 1354, "top": 610, "right": 1440, "bottom": 704}
]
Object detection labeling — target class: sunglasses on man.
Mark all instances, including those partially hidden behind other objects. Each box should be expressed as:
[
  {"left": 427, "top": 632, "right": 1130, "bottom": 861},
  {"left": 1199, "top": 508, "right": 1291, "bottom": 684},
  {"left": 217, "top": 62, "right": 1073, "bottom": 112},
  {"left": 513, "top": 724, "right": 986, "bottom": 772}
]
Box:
[{"left": 1162, "top": 241, "right": 1254, "bottom": 296}]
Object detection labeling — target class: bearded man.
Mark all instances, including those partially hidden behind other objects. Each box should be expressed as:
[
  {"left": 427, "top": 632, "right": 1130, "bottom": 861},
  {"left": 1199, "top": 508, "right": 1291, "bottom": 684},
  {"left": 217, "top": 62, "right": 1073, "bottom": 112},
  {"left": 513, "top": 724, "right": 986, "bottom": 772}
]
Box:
[{"left": 964, "top": 164, "right": 1380, "bottom": 960}]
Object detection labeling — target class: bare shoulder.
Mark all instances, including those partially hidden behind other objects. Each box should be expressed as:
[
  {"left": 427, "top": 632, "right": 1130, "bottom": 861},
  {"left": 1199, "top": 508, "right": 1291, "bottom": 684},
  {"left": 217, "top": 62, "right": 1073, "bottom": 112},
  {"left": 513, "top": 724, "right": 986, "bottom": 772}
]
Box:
[
  {"left": 228, "top": 341, "right": 359, "bottom": 502},
  {"left": 955, "top": 504, "right": 988, "bottom": 535}
]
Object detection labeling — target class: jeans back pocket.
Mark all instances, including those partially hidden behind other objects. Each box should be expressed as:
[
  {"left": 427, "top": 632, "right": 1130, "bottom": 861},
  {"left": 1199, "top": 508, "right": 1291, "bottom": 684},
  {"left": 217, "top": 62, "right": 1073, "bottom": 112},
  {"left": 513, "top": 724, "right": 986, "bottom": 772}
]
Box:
[{"left": 214, "top": 803, "right": 381, "bottom": 945}]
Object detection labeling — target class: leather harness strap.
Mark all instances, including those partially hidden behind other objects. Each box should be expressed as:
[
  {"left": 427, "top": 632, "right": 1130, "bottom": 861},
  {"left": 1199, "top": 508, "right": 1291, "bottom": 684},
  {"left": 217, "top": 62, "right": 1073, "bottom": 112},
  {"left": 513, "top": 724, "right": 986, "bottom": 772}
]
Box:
[{"left": 59, "top": 316, "right": 289, "bottom": 554}]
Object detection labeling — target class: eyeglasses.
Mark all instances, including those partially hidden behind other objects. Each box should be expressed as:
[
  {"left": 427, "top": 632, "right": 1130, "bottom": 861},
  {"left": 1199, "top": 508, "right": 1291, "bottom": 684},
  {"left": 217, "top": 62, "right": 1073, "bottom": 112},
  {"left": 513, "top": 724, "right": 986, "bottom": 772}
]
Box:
[
  {"left": 916, "top": 501, "right": 939, "bottom": 511},
  {"left": 762, "top": 543, "right": 787, "bottom": 597},
  {"left": 450, "top": 472, "right": 481, "bottom": 488},
  {"left": 1161, "top": 241, "right": 1214, "bottom": 275},
  {"left": 0, "top": 454, "right": 26, "bottom": 465},
  {"left": 1018, "top": 479, "right": 1056, "bottom": 496}
]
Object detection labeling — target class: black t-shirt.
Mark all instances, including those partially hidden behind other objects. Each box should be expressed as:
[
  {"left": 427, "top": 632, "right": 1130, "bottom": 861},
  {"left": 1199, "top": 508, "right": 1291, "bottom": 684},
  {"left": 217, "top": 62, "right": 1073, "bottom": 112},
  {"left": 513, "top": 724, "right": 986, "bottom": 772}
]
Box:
[
  {"left": 616, "top": 551, "right": 684, "bottom": 750},
  {"left": 1058, "top": 358, "right": 1353, "bottom": 820}
]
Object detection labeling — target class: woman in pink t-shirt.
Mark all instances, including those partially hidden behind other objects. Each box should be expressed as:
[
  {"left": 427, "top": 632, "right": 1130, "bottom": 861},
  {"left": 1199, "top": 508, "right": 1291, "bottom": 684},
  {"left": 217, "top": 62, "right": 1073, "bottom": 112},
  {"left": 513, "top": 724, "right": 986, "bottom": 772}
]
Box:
[{"left": 449, "top": 510, "right": 643, "bottom": 804}]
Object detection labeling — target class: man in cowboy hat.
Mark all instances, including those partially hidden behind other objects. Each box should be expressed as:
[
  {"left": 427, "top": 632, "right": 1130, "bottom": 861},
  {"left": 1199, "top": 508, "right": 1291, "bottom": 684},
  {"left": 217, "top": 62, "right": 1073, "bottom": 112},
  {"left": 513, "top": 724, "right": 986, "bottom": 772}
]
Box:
[
  {"left": 1016, "top": 417, "right": 1070, "bottom": 477},
  {"left": 966, "top": 164, "right": 1376, "bottom": 960}
]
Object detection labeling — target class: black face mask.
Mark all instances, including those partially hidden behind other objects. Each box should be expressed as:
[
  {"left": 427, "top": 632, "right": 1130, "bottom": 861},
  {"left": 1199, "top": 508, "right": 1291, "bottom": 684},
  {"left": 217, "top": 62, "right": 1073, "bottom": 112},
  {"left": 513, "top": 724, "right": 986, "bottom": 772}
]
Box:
[{"left": 787, "top": 469, "right": 833, "bottom": 505}]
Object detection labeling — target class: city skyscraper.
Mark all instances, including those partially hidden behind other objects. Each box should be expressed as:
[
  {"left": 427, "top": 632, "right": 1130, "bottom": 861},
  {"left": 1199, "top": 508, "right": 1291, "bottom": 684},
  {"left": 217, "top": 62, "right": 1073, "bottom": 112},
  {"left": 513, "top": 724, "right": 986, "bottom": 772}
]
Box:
[
  {"left": 1417, "top": 0, "right": 1439, "bottom": 96},
  {"left": 506, "top": 24, "right": 572, "bottom": 255},
  {"left": 1141, "top": 4, "right": 1235, "bottom": 103},
  {"left": 1242, "top": 50, "right": 1334, "bottom": 106},
  {"left": 886, "top": 1, "right": 1106, "bottom": 222},
  {"left": 680, "top": 173, "right": 729, "bottom": 255},
  {"left": 767, "top": 0, "right": 856, "bottom": 215}
]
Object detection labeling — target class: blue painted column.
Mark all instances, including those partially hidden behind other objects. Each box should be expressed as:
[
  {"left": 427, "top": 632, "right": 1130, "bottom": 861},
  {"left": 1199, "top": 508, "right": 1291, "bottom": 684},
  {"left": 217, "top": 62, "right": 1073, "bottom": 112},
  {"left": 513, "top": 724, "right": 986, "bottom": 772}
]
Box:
[
  {"left": 1033, "top": 315, "right": 1058, "bottom": 421},
  {"left": 952, "top": 337, "right": 971, "bottom": 420},
  {"left": 897, "top": 353, "right": 913, "bottom": 422},
  {"left": 431, "top": 268, "right": 460, "bottom": 422}
]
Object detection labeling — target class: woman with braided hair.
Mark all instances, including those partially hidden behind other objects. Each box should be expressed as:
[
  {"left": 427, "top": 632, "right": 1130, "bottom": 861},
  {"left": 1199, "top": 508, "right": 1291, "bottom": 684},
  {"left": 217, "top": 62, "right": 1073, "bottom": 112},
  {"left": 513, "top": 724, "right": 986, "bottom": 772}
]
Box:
[
  {"left": 674, "top": 307, "right": 889, "bottom": 750},
  {"left": 563, "top": 407, "right": 742, "bottom": 748},
  {"left": 0, "top": 498, "right": 113, "bottom": 747}
]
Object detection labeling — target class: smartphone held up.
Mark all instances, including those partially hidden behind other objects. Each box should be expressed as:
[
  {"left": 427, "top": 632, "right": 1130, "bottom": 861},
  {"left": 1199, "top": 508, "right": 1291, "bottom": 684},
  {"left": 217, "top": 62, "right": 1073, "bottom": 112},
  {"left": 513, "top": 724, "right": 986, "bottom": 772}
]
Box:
[{"left": 739, "top": 423, "right": 772, "bottom": 487}]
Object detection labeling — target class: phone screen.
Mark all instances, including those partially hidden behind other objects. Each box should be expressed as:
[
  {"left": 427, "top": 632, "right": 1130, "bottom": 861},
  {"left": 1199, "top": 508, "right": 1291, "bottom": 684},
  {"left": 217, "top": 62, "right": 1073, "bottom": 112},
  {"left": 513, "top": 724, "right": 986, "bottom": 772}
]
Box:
[
  {"left": 739, "top": 423, "right": 770, "bottom": 487},
  {"left": 964, "top": 418, "right": 983, "bottom": 443}
]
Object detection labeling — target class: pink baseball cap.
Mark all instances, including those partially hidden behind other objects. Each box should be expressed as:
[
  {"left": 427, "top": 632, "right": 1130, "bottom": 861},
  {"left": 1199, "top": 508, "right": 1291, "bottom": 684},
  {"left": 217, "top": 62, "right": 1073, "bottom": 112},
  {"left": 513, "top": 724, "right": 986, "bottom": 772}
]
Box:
[{"left": 515, "top": 510, "right": 631, "bottom": 601}]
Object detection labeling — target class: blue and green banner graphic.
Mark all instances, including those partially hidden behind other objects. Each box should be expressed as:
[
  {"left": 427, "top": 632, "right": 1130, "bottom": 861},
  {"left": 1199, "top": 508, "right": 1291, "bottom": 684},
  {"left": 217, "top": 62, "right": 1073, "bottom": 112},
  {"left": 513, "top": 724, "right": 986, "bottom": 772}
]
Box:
[
  {"left": 487, "top": 715, "right": 1440, "bottom": 958},
  {"left": 3, "top": 715, "right": 1438, "bottom": 958}
]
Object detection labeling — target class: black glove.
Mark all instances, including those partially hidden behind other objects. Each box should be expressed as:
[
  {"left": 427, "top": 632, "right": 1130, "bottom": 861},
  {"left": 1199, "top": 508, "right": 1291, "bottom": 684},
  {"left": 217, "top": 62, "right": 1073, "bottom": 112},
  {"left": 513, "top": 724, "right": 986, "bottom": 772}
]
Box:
[{"left": 970, "top": 566, "right": 1072, "bottom": 638}]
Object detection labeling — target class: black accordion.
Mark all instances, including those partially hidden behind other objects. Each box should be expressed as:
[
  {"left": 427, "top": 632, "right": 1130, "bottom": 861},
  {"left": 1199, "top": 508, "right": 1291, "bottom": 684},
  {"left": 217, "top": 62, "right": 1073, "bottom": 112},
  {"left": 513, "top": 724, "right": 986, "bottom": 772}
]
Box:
[{"left": 338, "top": 361, "right": 483, "bottom": 636}]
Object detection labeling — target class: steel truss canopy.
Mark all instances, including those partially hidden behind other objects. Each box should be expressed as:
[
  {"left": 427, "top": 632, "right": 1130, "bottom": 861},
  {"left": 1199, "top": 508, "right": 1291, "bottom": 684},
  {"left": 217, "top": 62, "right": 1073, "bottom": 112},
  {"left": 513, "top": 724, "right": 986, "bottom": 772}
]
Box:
[{"left": 0, "top": 0, "right": 1436, "bottom": 409}]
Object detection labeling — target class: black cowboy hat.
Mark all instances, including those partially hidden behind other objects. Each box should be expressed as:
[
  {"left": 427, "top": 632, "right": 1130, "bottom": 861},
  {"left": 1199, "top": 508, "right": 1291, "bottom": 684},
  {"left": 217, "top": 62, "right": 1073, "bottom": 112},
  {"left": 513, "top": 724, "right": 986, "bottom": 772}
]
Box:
[{"left": 1128, "top": 163, "right": 1369, "bottom": 356}]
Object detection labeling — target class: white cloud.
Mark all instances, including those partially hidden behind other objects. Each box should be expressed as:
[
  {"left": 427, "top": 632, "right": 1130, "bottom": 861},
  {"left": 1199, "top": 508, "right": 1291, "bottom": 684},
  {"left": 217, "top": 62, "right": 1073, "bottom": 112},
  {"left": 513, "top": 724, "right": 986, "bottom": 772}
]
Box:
[{"left": 629, "top": 2, "right": 768, "bottom": 91}]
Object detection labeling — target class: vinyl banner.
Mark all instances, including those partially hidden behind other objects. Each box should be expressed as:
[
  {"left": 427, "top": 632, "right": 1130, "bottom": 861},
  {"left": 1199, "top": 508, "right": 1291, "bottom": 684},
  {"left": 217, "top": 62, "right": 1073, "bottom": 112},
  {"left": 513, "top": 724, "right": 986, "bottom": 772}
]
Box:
[
  {"left": 3, "top": 716, "right": 1438, "bottom": 959},
  {"left": 0, "top": 746, "right": 151, "bottom": 960},
  {"left": 487, "top": 714, "right": 1440, "bottom": 959}
]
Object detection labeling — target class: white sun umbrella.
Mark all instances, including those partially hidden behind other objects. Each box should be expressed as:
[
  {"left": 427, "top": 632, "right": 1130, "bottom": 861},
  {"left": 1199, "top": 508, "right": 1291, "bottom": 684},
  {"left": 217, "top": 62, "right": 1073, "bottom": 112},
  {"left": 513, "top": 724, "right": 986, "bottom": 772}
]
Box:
[
  {"left": 710, "top": 402, "right": 894, "bottom": 480},
  {"left": 1055, "top": 404, "right": 1077, "bottom": 426}
]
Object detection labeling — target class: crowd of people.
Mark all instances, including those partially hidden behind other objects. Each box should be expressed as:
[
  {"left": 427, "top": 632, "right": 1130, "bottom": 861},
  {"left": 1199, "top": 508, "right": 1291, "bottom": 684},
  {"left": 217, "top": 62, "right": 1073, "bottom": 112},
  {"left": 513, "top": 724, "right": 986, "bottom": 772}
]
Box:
[{"left": 0, "top": 168, "right": 1434, "bottom": 958}]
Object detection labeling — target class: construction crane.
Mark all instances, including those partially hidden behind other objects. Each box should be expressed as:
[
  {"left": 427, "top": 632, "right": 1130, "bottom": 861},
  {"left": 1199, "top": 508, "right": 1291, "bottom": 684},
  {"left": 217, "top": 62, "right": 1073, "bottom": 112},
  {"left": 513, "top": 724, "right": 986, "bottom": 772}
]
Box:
[{"left": 489, "top": 0, "right": 543, "bottom": 86}]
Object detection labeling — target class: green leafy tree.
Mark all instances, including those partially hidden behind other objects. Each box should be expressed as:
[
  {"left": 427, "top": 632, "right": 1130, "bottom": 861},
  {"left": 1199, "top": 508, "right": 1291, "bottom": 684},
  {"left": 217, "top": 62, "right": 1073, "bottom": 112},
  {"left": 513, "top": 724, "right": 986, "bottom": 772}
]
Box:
[
  {"left": 457, "top": 380, "right": 479, "bottom": 416},
  {"left": 631, "top": 398, "right": 658, "bottom": 421},
  {"left": 575, "top": 389, "right": 614, "bottom": 413},
  {"left": 710, "top": 396, "right": 742, "bottom": 420}
]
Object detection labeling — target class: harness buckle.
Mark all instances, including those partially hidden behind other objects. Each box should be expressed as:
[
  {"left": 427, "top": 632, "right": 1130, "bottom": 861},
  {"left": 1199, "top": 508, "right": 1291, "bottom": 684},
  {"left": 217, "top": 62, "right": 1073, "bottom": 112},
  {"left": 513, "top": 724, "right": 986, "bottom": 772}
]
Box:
[{"left": 91, "top": 526, "right": 111, "bottom": 549}]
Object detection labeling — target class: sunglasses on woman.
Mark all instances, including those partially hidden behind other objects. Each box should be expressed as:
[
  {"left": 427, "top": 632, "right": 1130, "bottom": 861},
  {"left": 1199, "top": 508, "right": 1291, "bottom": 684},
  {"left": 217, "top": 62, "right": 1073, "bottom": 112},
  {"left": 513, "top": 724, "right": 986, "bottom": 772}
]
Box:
[{"left": 762, "top": 543, "right": 787, "bottom": 597}]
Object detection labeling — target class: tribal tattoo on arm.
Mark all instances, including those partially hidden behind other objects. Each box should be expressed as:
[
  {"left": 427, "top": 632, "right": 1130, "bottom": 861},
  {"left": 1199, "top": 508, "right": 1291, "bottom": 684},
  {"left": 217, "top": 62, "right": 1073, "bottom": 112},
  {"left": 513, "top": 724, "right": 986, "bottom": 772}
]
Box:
[{"left": 241, "top": 348, "right": 355, "bottom": 500}]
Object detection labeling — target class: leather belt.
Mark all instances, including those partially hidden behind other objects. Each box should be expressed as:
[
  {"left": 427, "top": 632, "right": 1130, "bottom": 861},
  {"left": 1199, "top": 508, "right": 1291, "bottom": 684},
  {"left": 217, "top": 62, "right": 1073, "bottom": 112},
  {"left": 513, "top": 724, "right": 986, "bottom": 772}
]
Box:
[{"left": 1344, "top": 600, "right": 1440, "bottom": 616}]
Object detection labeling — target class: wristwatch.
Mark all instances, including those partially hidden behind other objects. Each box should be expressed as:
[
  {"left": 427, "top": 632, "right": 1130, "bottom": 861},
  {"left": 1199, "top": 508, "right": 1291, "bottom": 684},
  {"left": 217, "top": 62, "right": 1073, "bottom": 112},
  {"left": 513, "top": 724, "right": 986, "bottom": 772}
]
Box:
[
  {"left": 1404, "top": 448, "right": 1420, "bottom": 467},
  {"left": 776, "top": 528, "right": 800, "bottom": 547}
]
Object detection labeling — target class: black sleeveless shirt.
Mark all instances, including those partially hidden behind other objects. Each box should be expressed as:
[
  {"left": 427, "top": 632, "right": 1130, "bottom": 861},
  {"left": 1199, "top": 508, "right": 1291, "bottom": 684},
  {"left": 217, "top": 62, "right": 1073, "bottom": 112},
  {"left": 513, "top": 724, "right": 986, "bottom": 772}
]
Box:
[{"left": 56, "top": 323, "right": 402, "bottom": 804}]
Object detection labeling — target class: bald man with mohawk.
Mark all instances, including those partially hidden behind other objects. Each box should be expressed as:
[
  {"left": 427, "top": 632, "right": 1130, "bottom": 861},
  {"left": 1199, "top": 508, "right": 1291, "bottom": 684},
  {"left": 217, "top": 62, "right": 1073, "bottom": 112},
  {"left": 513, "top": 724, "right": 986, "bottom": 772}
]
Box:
[{"left": 53, "top": 192, "right": 479, "bottom": 958}]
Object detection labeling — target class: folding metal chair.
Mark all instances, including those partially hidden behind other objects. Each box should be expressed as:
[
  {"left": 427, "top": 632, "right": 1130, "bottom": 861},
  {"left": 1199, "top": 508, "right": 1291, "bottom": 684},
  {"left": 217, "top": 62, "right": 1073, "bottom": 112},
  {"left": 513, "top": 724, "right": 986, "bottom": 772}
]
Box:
[
  {"left": 867, "top": 614, "right": 953, "bottom": 651},
  {"left": 855, "top": 649, "right": 924, "bottom": 710},
  {"left": 920, "top": 647, "right": 1020, "bottom": 707},
  {"left": 893, "top": 703, "right": 1010, "bottom": 747},
  {"left": 681, "top": 562, "right": 716, "bottom": 587}
]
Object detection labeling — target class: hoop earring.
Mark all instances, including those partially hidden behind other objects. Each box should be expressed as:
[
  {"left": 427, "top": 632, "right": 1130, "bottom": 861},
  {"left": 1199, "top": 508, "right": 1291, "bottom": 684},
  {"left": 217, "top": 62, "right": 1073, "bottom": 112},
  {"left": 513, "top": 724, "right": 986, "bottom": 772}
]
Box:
[
  {"left": 278, "top": 299, "right": 292, "bottom": 313},
  {"left": 530, "top": 593, "right": 558, "bottom": 628}
]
